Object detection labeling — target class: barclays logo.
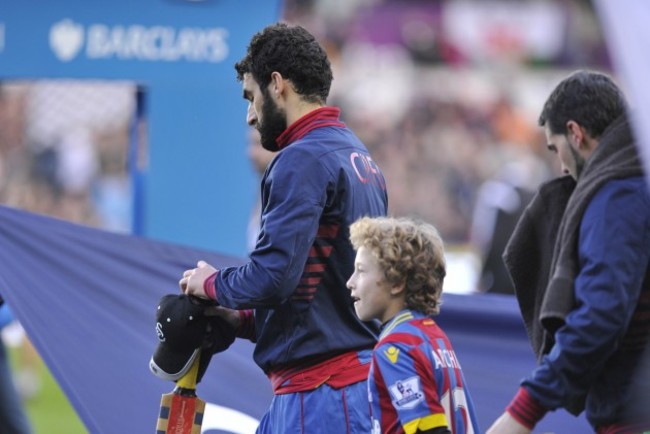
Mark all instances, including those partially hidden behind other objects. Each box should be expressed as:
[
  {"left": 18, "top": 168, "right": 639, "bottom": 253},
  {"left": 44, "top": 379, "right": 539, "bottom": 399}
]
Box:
[
  {"left": 49, "top": 19, "right": 84, "bottom": 62},
  {"left": 48, "top": 18, "right": 229, "bottom": 63}
]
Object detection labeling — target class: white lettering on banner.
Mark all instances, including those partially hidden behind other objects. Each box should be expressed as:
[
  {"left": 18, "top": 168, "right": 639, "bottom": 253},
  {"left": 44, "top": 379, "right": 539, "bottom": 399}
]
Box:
[
  {"left": 49, "top": 18, "right": 229, "bottom": 63},
  {"left": 200, "top": 402, "right": 259, "bottom": 434},
  {"left": 86, "top": 24, "right": 229, "bottom": 62}
]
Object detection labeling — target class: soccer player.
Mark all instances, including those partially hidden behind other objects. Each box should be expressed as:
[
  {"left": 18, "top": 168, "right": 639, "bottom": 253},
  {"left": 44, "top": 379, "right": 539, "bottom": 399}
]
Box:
[
  {"left": 347, "top": 216, "right": 479, "bottom": 434},
  {"left": 180, "top": 23, "right": 388, "bottom": 433}
]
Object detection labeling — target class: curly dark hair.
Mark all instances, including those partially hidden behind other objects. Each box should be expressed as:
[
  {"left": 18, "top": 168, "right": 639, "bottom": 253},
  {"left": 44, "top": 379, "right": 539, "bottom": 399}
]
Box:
[
  {"left": 234, "top": 23, "right": 332, "bottom": 104},
  {"left": 350, "top": 217, "right": 447, "bottom": 316},
  {"left": 539, "top": 70, "right": 627, "bottom": 138}
]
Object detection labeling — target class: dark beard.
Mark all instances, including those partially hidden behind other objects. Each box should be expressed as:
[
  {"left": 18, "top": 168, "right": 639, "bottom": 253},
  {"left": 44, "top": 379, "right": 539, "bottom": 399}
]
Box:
[
  {"left": 258, "top": 92, "right": 287, "bottom": 152},
  {"left": 569, "top": 142, "right": 587, "bottom": 179}
]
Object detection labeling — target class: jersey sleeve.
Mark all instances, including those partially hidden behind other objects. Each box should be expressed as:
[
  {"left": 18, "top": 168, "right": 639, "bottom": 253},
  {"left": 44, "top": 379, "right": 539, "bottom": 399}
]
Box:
[
  {"left": 215, "top": 147, "right": 330, "bottom": 309},
  {"left": 372, "top": 341, "right": 449, "bottom": 434}
]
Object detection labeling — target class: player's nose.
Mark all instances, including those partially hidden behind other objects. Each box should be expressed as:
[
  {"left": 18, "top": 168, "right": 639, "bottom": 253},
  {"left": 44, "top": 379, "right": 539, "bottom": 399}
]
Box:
[{"left": 246, "top": 104, "right": 257, "bottom": 126}]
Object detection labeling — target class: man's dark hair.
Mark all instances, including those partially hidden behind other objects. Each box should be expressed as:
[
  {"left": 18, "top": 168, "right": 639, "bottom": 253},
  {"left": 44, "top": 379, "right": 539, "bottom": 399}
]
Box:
[
  {"left": 235, "top": 23, "right": 332, "bottom": 104},
  {"left": 538, "top": 70, "right": 627, "bottom": 138}
]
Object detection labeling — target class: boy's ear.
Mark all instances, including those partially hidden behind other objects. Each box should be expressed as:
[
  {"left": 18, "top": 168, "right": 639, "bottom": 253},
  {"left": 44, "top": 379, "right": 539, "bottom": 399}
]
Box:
[{"left": 390, "top": 282, "right": 406, "bottom": 296}]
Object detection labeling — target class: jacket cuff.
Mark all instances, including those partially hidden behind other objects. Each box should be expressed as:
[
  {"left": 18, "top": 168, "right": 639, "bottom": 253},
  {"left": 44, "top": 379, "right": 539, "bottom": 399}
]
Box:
[
  {"left": 506, "top": 387, "right": 547, "bottom": 429},
  {"left": 203, "top": 271, "right": 218, "bottom": 301}
]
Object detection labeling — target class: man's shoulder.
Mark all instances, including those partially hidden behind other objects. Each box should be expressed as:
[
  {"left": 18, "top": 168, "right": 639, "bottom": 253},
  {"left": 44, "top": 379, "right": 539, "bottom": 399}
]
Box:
[
  {"left": 599, "top": 175, "right": 648, "bottom": 191},
  {"left": 583, "top": 176, "right": 650, "bottom": 227},
  {"left": 591, "top": 176, "right": 649, "bottom": 208}
]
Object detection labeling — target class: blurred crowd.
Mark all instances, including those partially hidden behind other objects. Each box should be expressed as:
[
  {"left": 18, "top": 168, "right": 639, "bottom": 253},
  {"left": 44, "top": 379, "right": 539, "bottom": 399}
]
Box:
[
  {"left": 283, "top": 0, "right": 612, "bottom": 293},
  {"left": 0, "top": 81, "right": 134, "bottom": 233}
]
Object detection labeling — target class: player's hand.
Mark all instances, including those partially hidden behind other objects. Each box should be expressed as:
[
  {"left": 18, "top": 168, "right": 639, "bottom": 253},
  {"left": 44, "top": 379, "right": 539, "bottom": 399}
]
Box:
[
  {"left": 204, "top": 305, "right": 240, "bottom": 330},
  {"left": 486, "top": 412, "right": 531, "bottom": 434},
  {"left": 179, "top": 260, "right": 217, "bottom": 299},
  {"left": 204, "top": 310, "right": 237, "bottom": 354},
  {"left": 196, "top": 305, "right": 237, "bottom": 383}
]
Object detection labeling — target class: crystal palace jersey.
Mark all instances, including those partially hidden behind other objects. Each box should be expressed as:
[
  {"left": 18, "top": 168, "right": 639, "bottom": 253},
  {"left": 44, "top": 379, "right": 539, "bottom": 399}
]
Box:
[{"left": 368, "top": 310, "right": 480, "bottom": 434}]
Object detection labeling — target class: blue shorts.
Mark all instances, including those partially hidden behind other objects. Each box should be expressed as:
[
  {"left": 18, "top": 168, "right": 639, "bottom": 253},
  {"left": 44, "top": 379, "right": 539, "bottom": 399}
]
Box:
[{"left": 256, "top": 380, "right": 371, "bottom": 434}]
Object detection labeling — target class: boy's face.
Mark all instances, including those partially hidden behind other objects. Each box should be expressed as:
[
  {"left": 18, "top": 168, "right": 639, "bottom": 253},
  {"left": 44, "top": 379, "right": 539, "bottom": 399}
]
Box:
[{"left": 347, "top": 246, "right": 396, "bottom": 324}]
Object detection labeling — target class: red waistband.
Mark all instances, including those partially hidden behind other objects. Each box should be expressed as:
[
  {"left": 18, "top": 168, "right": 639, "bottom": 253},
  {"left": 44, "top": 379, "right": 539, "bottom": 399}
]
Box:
[{"left": 268, "top": 351, "right": 370, "bottom": 395}]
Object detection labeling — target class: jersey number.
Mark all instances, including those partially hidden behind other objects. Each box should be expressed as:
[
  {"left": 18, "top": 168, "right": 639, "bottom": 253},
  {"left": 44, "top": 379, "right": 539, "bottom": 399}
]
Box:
[{"left": 440, "top": 388, "right": 474, "bottom": 434}]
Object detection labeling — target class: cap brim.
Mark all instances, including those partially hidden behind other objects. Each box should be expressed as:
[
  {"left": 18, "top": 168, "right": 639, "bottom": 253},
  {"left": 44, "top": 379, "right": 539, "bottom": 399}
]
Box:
[{"left": 149, "top": 343, "right": 200, "bottom": 381}]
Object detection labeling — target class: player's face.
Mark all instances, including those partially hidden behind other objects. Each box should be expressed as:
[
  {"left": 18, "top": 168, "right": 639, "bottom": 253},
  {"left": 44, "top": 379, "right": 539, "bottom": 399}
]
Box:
[
  {"left": 258, "top": 88, "right": 288, "bottom": 152},
  {"left": 544, "top": 124, "right": 585, "bottom": 180},
  {"left": 242, "top": 73, "right": 287, "bottom": 152},
  {"left": 347, "top": 246, "right": 394, "bottom": 323}
]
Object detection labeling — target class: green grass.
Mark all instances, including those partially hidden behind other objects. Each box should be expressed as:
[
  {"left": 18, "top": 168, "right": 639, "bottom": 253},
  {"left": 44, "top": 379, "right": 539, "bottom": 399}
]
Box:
[{"left": 9, "top": 346, "right": 87, "bottom": 434}]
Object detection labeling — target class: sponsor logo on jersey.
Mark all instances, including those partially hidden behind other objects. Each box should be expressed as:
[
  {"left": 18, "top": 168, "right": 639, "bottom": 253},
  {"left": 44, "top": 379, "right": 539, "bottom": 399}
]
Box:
[
  {"left": 389, "top": 376, "right": 424, "bottom": 410},
  {"left": 384, "top": 346, "right": 400, "bottom": 364}
]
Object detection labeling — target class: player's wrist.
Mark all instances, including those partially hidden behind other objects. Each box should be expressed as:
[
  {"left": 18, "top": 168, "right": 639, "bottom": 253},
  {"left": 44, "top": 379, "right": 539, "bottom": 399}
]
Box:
[
  {"left": 236, "top": 309, "right": 256, "bottom": 341},
  {"left": 203, "top": 271, "right": 218, "bottom": 301},
  {"left": 505, "top": 386, "right": 547, "bottom": 430}
]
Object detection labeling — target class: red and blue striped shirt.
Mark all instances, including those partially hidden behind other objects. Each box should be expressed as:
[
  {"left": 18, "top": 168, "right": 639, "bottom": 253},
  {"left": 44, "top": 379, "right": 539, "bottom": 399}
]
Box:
[{"left": 369, "top": 310, "right": 480, "bottom": 434}]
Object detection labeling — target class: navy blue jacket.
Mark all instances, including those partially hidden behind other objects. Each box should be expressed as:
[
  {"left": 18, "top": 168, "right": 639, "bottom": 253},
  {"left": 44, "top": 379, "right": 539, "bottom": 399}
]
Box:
[
  {"left": 524, "top": 176, "right": 650, "bottom": 427},
  {"left": 215, "top": 108, "right": 388, "bottom": 372}
]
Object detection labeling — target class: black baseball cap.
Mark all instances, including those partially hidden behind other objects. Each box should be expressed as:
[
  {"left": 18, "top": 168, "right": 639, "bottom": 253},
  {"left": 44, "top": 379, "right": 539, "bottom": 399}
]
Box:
[{"left": 149, "top": 294, "right": 212, "bottom": 381}]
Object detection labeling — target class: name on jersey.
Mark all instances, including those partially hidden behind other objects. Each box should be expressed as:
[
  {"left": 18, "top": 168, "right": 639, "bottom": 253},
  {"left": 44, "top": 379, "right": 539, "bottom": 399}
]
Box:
[
  {"left": 350, "top": 152, "right": 385, "bottom": 190},
  {"left": 432, "top": 348, "right": 461, "bottom": 370}
]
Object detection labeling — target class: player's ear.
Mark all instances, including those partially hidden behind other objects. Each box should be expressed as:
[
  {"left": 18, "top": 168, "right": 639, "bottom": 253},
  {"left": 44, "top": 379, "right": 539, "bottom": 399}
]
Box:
[{"left": 269, "top": 71, "right": 285, "bottom": 97}]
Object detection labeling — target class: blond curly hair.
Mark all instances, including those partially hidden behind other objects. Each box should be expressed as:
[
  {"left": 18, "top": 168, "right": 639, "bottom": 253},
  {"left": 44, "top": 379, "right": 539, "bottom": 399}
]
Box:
[{"left": 349, "top": 216, "right": 446, "bottom": 315}]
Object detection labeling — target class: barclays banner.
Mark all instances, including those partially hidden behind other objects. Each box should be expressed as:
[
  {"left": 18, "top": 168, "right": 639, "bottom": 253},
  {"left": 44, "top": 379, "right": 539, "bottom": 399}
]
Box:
[
  {"left": 1, "top": 1, "right": 282, "bottom": 258},
  {"left": 1, "top": 1, "right": 279, "bottom": 82}
]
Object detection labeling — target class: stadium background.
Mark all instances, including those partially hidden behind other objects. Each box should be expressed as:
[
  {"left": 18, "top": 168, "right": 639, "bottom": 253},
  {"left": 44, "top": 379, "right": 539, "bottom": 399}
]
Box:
[{"left": 0, "top": 0, "right": 640, "bottom": 433}]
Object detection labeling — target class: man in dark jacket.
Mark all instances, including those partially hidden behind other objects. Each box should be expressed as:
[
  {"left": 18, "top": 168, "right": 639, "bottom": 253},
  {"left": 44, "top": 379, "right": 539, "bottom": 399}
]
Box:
[{"left": 488, "top": 70, "right": 650, "bottom": 433}]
